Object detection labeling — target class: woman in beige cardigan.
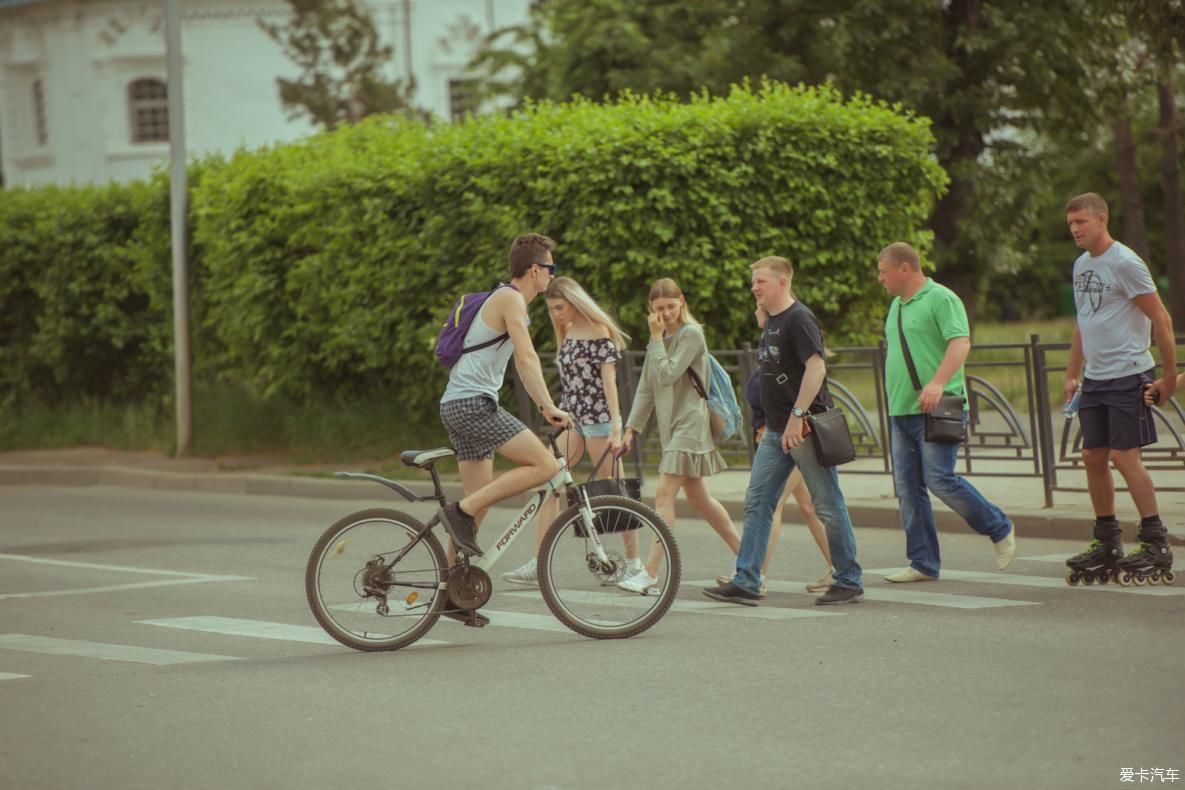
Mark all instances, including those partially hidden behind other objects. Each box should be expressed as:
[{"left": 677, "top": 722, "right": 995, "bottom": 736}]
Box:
[{"left": 619, "top": 278, "right": 741, "bottom": 593}]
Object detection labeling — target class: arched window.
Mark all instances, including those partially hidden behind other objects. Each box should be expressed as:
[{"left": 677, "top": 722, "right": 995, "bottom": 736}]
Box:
[
  {"left": 128, "top": 78, "right": 168, "bottom": 143},
  {"left": 32, "top": 79, "right": 48, "bottom": 146}
]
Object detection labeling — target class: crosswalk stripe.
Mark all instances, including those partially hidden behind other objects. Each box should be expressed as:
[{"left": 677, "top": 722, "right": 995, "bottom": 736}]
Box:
[
  {"left": 139, "top": 616, "right": 452, "bottom": 649},
  {"left": 1020, "top": 554, "right": 1182, "bottom": 573},
  {"left": 863, "top": 567, "right": 1185, "bottom": 596},
  {"left": 0, "top": 634, "right": 242, "bottom": 665},
  {"left": 502, "top": 589, "right": 841, "bottom": 620},
  {"left": 458, "top": 610, "right": 572, "bottom": 633},
  {"left": 691, "top": 579, "right": 1039, "bottom": 609},
  {"left": 0, "top": 672, "right": 30, "bottom": 681}
]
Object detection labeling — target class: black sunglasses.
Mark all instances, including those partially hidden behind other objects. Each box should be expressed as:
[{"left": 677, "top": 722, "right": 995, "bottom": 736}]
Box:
[{"left": 536, "top": 263, "right": 557, "bottom": 275}]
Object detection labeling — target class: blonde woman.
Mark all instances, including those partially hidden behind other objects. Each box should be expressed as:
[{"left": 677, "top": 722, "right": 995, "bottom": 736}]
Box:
[
  {"left": 619, "top": 278, "right": 741, "bottom": 593},
  {"left": 502, "top": 276, "right": 642, "bottom": 585}
]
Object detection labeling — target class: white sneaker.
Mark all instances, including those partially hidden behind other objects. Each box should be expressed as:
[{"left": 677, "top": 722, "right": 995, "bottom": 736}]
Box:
[
  {"left": 617, "top": 569, "right": 659, "bottom": 594},
  {"left": 805, "top": 569, "right": 834, "bottom": 593},
  {"left": 994, "top": 524, "right": 1017, "bottom": 570},
  {"left": 501, "top": 559, "right": 538, "bottom": 586},
  {"left": 883, "top": 567, "right": 937, "bottom": 583}
]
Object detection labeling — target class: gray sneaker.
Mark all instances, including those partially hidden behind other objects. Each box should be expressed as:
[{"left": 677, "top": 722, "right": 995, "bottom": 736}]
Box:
[{"left": 814, "top": 585, "right": 863, "bottom": 606}]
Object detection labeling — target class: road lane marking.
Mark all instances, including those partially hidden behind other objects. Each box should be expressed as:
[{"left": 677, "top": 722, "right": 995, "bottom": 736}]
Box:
[
  {"left": 0, "top": 553, "right": 253, "bottom": 600},
  {"left": 140, "top": 616, "right": 452, "bottom": 649},
  {"left": 863, "top": 567, "right": 1185, "bottom": 596},
  {"left": 0, "top": 577, "right": 254, "bottom": 601},
  {"left": 0, "top": 634, "right": 242, "bottom": 665},
  {"left": 0, "top": 553, "right": 245, "bottom": 579},
  {"left": 503, "top": 590, "right": 841, "bottom": 620},
  {"left": 714, "top": 579, "right": 1040, "bottom": 609},
  {"left": 0, "top": 672, "right": 30, "bottom": 680}
]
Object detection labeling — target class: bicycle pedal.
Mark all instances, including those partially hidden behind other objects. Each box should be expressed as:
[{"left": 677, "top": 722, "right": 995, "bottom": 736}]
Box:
[{"left": 443, "top": 609, "right": 489, "bottom": 628}]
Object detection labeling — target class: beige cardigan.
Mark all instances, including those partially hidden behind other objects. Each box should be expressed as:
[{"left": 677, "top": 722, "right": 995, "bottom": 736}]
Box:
[{"left": 626, "top": 323, "right": 726, "bottom": 477}]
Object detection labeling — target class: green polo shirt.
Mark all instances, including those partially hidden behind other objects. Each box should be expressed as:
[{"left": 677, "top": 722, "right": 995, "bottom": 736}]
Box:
[{"left": 884, "top": 278, "right": 970, "bottom": 416}]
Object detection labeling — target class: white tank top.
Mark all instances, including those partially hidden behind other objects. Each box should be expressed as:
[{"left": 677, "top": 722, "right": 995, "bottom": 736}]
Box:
[{"left": 440, "top": 291, "right": 526, "bottom": 403}]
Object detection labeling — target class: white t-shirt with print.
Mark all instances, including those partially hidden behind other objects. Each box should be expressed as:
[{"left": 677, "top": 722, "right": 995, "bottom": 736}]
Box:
[{"left": 1072, "top": 241, "right": 1157, "bottom": 380}]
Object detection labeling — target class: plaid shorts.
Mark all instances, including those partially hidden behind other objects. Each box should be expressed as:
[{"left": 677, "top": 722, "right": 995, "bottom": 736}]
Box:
[{"left": 439, "top": 395, "right": 528, "bottom": 461}]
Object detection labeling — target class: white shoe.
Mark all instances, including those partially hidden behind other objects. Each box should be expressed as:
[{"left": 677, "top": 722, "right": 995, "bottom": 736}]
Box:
[
  {"left": 805, "top": 569, "right": 834, "bottom": 593},
  {"left": 501, "top": 559, "right": 538, "bottom": 586},
  {"left": 994, "top": 524, "right": 1016, "bottom": 570},
  {"left": 883, "top": 567, "right": 937, "bottom": 583},
  {"left": 600, "top": 558, "right": 639, "bottom": 587},
  {"left": 617, "top": 569, "right": 658, "bottom": 594}
]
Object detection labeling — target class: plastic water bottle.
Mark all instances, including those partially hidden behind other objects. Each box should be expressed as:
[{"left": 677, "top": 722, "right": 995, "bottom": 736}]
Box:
[{"left": 1063, "top": 384, "right": 1082, "bottom": 419}]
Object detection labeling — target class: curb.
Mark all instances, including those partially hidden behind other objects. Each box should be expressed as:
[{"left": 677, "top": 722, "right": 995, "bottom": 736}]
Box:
[{"left": 3, "top": 464, "right": 1183, "bottom": 546}]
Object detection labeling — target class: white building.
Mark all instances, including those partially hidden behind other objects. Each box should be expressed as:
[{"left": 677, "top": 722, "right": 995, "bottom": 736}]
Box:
[{"left": 0, "top": 0, "right": 532, "bottom": 186}]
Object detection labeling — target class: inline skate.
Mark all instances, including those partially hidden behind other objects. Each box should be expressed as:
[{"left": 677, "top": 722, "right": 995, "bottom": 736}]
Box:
[
  {"left": 1116, "top": 527, "right": 1175, "bottom": 586},
  {"left": 1065, "top": 536, "right": 1124, "bottom": 586}
]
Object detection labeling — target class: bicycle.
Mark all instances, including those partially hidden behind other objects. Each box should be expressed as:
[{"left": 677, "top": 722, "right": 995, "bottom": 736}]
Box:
[{"left": 305, "top": 428, "right": 681, "bottom": 651}]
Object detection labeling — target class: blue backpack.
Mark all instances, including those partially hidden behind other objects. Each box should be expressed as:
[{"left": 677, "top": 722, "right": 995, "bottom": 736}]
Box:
[
  {"left": 434, "top": 283, "right": 517, "bottom": 369},
  {"left": 688, "top": 354, "right": 743, "bottom": 442}
]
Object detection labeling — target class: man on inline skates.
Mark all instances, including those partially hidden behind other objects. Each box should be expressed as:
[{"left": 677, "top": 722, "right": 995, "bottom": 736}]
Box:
[{"left": 1063, "top": 193, "right": 1177, "bottom": 586}]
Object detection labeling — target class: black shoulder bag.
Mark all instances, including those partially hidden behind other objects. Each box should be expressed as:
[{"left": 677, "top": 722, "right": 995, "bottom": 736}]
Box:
[
  {"left": 568, "top": 445, "right": 643, "bottom": 536},
  {"left": 897, "top": 303, "right": 966, "bottom": 444},
  {"left": 766, "top": 338, "right": 855, "bottom": 467}
]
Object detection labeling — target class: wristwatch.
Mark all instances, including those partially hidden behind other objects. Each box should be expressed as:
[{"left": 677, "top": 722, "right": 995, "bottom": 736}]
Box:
[{"left": 791, "top": 406, "right": 807, "bottom": 418}]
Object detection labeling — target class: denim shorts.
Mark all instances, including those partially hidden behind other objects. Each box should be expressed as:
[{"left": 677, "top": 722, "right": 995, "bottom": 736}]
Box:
[
  {"left": 576, "top": 421, "right": 614, "bottom": 439},
  {"left": 1079, "top": 370, "right": 1157, "bottom": 450}
]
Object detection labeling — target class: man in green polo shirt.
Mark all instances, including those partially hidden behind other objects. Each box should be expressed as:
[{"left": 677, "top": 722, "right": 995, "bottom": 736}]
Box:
[{"left": 877, "top": 242, "right": 1016, "bottom": 582}]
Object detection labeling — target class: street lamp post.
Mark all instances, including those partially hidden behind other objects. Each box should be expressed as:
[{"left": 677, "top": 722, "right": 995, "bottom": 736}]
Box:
[{"left": 164, "top": 0, "right": 192, "bottom": 455}]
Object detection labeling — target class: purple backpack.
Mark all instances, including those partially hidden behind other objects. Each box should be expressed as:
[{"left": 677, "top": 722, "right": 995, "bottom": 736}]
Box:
[{"left": 434, "top": 283, "right": 518, "bottom": 368}]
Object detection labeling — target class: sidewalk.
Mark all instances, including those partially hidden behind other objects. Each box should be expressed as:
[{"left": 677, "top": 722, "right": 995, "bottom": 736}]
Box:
[{"left": 1, "top": 446, "right": 1182, "bottom": 543}]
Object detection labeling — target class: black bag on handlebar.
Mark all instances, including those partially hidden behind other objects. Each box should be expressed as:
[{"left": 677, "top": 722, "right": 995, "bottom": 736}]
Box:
[{"left": 566, "top": 446, "right": 644, "bottom": 537}]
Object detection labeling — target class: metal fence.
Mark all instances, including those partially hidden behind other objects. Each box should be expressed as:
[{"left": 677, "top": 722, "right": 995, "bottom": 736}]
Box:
[{"left": 511, "top": 336, "right": 1185, "bottom": 507}]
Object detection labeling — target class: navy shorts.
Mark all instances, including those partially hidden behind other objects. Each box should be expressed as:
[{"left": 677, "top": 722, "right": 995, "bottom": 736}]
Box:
[{"left": 1078, "top": 370, "right": 1157, "bottom": 451}]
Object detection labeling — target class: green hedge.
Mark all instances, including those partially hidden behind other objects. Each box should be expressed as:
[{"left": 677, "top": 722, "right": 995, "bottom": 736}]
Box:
[
  {"left": 0, "top": 81, "right": 946, "bottom": 430},
  {"left": 0, "top": 179, "right": 174, "bottom": 405}
]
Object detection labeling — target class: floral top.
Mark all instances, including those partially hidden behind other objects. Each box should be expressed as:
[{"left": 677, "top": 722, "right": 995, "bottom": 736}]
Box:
[{"left": 557, "top": 337, "right": 622, "bottom": 427}]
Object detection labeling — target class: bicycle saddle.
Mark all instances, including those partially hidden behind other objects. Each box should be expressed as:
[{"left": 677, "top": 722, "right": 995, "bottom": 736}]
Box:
[{"left": 400, "top": 448, "right": 455, "bottom": 469}]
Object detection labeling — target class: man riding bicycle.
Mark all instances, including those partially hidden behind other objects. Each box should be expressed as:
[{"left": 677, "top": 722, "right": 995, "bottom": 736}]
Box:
[{"left": 436, "top": 233, "right": 570, "bottom": 624}]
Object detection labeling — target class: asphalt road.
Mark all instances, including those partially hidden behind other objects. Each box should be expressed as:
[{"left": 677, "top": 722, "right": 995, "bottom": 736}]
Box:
[{"left": 1, "top": 485, "right": 1182, "bottom": 790}]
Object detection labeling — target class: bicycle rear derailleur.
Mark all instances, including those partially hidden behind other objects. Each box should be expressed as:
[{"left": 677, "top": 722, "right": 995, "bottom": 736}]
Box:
[{"left": 359, "top": 556, "right": 395, "bottom": 615}]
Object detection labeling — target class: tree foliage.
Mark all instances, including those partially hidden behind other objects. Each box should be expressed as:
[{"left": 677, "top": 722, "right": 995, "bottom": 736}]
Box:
[
  {"left": 470, "top": 0, "right": 1184, "bottom": 322},
  {"left": 259, "top": 0, "right": 419, "bottom": 129}
]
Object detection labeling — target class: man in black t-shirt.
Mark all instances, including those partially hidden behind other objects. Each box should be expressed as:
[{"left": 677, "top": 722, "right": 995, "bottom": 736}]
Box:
[{"left": 704, "top": 256, "right": 863, "bottom": 606}]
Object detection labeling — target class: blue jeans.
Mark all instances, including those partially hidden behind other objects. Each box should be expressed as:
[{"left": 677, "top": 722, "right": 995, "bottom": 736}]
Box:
[
  {"left": 733, "top": 428, "right": 862, "bottom": 593},
  {"left": 890, "top": 414, "right": 1012, "bottom": 578}
]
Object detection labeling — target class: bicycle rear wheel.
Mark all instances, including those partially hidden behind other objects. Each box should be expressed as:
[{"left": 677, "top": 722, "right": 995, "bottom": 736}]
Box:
[
  {"left": 306, "top": 508, "right": 447, "bottom": 651},
  {"left": 538, "top": 495, "right": 680, "bottom": 639}
]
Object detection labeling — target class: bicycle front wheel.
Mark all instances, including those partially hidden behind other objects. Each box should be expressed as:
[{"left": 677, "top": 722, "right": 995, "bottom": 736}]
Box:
[
  {"left": 538, "top": 495, "right": 681, "bottom": 639},
  {"left": 306, "top": 508, "right": 447, "bottom": 652}
]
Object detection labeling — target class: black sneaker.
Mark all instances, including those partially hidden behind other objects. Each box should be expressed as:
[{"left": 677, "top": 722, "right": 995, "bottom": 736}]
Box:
[
  {"left": 815, "top": 585, "right": 863, "bottom": 606},
  {"left": 702, "top": 582, "right": 760, "bottom": 607},
  {"left": 436, "top": 503, "right": 484, "bottom": 557},
  {"left": 442, "top": 608, "right": 490, "bottom": 628}
]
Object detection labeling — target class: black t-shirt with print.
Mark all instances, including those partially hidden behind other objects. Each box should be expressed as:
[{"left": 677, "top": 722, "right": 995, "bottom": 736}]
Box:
[{"left": 757, "top": 302, "right": 831, "bottom": 434}]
